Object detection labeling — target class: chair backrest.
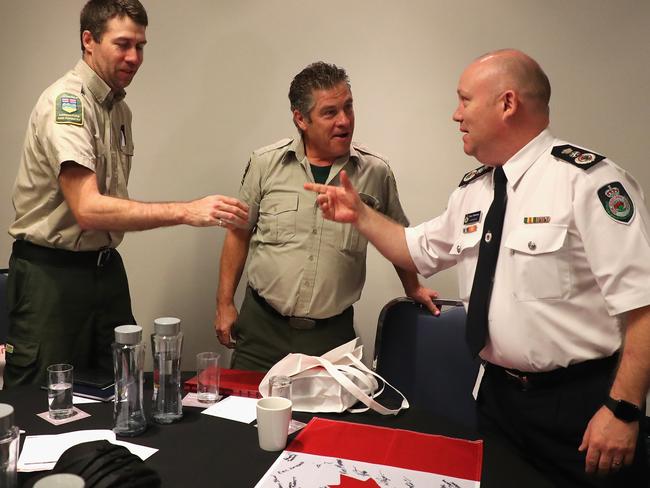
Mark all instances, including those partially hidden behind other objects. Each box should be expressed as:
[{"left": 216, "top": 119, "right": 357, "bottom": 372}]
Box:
[
  {"left": 373, "top": 297, "right": 480, "bottom": 428},
  {"left": 0, "top": 269, "right": 8, "bottom": 344}
]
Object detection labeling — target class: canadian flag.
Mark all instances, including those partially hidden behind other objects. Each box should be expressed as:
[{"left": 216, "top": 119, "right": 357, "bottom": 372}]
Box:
[{"left": 256, "top": 418, "right": 482, "bottom": 488}]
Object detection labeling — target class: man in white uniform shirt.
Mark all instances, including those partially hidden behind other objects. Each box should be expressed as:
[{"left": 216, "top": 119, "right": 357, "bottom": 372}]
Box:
[{"left": 306, "top": 49, "right": 650, "bottom": 487}]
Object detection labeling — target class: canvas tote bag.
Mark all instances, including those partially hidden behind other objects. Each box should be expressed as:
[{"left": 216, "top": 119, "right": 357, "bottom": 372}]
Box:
[{"left": 259, "top": 339, "right": 409, "bottom": 415}]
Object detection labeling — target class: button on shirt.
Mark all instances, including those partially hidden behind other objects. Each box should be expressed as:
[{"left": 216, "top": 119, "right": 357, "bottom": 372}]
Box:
[
  {"left": 10, "top": 59, "right": 134, "bottom": 251},
  {"left": 405, "top": 129, "right": 650, "bottom": 371},
  {"left": 242, "top": 136, "right": 409, "bottom": 319}
]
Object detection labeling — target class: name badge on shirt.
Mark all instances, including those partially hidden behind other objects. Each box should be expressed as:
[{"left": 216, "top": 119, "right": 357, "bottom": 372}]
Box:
[
  {"left": 464, "top": 211, "right": 481, "bottom": 225},
  {"left": 463, "top": 211, "right": 481, "bottom": 233}
]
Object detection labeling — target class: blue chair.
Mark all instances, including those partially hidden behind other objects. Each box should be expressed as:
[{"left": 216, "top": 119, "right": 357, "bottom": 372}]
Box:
[{"left": 373, "top": 297, "right": 480, "bottom": 428}]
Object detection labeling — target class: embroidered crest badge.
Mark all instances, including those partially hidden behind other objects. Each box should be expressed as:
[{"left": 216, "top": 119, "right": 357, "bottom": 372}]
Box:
[
  {"left": 597, "top": 182, "right": 634, "bottom": 224},
  {"left": 55, "top": 93, "right": 83, "bottom": 125}
]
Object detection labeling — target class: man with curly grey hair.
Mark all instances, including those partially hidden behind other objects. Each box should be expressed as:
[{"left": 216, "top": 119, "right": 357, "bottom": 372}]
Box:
[{"left": 215, "top": 61, "right": 439, "bottom": 371}]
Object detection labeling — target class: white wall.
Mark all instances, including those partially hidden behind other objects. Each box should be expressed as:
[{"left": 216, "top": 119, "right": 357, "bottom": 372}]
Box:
[{"left": 1, "top": 1, "right": 649, "bottom": 386}]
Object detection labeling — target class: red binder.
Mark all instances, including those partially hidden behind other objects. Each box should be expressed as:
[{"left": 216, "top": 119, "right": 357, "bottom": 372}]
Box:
[{"left": 183, "top": 367, "right": 265, "bottom": 398}]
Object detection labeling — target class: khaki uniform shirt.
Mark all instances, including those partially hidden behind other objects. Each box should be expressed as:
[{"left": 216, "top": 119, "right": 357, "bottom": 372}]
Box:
[
  {"left": 242, "top": 137, "right": 409, "bottom": 319},
  {"left": 10, "top": 59, "right": 134, "bottom": 251},
  {"left": 405, "top": 129, "right": 650, "bottom": 371}
]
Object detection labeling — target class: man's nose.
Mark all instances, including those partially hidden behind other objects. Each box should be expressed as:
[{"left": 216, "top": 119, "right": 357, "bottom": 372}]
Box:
[
  {"left": 336, "top": 111, "right": 350, "bottom": 126},
  {"left": 452, "top": 105, "right": 462, "bottom": 122},
  {"left": 125, "top": 47, "right": 141, "bottom": 65}
]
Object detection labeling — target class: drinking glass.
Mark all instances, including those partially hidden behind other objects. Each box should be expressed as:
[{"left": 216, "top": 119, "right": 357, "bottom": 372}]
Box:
[{"left": 47, "top": 364, "right": 74, "bottom": 419}]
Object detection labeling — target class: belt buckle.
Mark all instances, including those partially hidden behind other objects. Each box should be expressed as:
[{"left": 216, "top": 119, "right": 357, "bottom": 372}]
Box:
[
  {"left": 288, "top": 317, "right": 316, "bottom": 330},
  {"left": 97, "top": 248, "right": 111, "bottom": 267}
]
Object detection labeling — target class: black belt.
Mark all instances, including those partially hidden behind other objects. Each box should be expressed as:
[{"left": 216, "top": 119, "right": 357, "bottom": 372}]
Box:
[
  {"left": 249, "top": 286, "right": 350, "bottom": 330},
  {"left": 12, "top": 240, "right": 116, "bottom": 268},
  {"left": 486, "top": 353, "right": 618, "bottom": 391}
]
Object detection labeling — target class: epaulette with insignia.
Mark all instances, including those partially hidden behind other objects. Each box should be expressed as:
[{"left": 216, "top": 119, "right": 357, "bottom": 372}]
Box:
[
  {"left": 459, "top": 165, "right": 493, "bottom": 187},
  {"left": 551, "top": 144, "right": 605, "bottom": 170},
  {"left": 253, "top": 138, "right": 293, "bottom": 156}
]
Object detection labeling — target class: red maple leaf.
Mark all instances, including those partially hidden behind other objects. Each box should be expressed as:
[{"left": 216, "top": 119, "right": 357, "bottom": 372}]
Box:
[{"left": 328, "top": 475, "right": 382, "bottom": 488}]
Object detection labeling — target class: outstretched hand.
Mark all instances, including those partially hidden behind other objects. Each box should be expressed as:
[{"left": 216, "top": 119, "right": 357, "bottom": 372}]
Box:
[
  {"left": 185, "top": 195, "right": 250, "bottom": 229},
  {"left": 304, "top": 170, "right": 363, "bottom": 223}
]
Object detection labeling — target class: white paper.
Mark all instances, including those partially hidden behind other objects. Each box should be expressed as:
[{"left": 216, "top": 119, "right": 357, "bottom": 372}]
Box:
[
  {"left": 17, "top": 429, "right": 158, "bottom": 472},
  {"left": 112, "top": 440, "right": 158, "bottom": 461},
  {"left": 255, "top": 451, "right": 480, "bottom": 488},
  {"left": 201, "top": 395, "right": 258, "bottom": 423},
  {"left": 73, "top": 395, "right": 100, "bottom": 405}
]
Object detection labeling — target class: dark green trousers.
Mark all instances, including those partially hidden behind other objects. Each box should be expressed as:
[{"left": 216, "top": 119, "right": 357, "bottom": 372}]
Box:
[
  {"left": 231, "top": 287, "right": 356, "bottom": 372},
  {"left": 4, "top": 249, "right": 135, "bottom": 388}
]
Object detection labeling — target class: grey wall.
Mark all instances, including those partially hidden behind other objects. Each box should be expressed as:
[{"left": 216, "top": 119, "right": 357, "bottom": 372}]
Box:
[{"left": 1, "top": 1, "right": 649, "bottom": 376}]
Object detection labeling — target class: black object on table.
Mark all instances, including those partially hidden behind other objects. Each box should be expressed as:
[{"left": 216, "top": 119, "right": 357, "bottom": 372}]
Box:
[{"left": 2, "top": 375, "right": 554, "bottom": 488}]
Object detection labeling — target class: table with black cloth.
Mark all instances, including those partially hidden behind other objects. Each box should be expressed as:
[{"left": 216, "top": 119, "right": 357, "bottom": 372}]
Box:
[{"left": 3, "top": 375, "right": 554, "bottom": 487}]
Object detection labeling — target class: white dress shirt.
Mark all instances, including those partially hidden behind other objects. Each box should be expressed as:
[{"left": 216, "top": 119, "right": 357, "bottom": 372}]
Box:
[{"left": 405, "top": 129, "right": 650, "bottom": 371}]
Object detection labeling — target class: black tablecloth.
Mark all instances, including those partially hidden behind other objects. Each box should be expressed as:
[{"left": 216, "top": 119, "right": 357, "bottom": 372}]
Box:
[{"left": 2, "top": 376, "right": 554, "bottom": 487}]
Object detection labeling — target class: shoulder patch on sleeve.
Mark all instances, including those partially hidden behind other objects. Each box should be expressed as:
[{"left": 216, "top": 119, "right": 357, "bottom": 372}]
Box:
[
  {"left": 597, "top": 181, "right": 635, "bottom": 224},
  {"left": 551, "top": 144, "right": 604, "bottom": 170},
  {"left": 253, "top": 138, "right": 293, "bottom": 155},
  {"left": 55, "top": 92, "right": 83, "bottom": 125},
  {"left": 459, "top": 165, "right": 493, "bottom": 187}
]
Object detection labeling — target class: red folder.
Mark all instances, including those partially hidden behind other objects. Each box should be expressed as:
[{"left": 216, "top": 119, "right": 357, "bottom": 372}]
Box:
[
  {"left": 288, "top": 417, "right": 483, "bottom": 482},
  {"left": 183, "top": 367, "right": 265, "bottom": 398}
]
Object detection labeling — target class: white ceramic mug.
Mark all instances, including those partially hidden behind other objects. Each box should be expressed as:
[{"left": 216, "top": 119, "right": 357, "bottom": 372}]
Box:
[{"left": 256, "top": 397, "right": 292, "bottom": 451}]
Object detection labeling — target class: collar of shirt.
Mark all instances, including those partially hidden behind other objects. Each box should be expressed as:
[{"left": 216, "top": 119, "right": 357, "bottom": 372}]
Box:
[
  {"left": 74, "top": 59, "right": 126, "bottom": 109},
  {"left": 283, "top": 135, "right": 360, "bottom": 174},
  {"left": 501, "top": 128, "right": 555, "bottom": 189}
]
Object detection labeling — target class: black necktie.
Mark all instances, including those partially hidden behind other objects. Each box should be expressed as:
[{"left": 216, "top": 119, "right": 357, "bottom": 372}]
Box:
[{"left": 466, "top": 166, "right": 508, "bottom": 357}]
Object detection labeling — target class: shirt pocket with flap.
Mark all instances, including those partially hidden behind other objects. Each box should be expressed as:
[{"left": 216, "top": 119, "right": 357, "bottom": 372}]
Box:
[
  {"left": 338, "top": 192, "right": 377, "bottom": 253},
  {"left": 450, "top": 231, "right": 482, "bottom": 301},
  {"left": 258, "top": 194, "right": 298, "bottom": 244},
  {"left": 504, "top": 224, "right": 570, "bottom": 301}
]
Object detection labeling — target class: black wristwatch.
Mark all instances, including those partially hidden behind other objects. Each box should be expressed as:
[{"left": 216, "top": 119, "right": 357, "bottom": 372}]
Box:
[{"left": 605, "top": 396, "right": 642, "bottom": 422}]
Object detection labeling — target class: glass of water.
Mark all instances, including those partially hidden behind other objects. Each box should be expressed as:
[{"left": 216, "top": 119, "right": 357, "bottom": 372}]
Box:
[
  {"left": 196, "top": 352, "right": 220, "bottom": 404},
  {"left": 269, "top": 375, "right": 292, "bottom": 400},
  {"left": 47, "top": 364, "right": 74, "bottom": 419}
]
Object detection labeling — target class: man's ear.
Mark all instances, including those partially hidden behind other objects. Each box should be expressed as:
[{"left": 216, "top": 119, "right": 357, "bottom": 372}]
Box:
[
  {"left": 293, "top": 109, "right": 309, "bottom": 132},
  {"left": 501, "top": 90, "right": 518, "bottom": 119},
  {"left": 81, "top": 30, "right": 95, "bottom": 55}
]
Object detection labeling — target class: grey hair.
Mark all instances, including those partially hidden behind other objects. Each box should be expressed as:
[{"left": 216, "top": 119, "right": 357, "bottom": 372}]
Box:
[{"left": 288, "top": 61, "right": 350, "bottom": 122}]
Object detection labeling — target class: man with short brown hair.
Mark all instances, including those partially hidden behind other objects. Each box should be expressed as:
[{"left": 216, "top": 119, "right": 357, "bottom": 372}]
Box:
[{"left": 6, "top": 0, "right": 249, "bottom": 387}]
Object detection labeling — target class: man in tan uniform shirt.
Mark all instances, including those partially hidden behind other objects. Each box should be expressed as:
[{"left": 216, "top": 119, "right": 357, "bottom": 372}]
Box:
[
  {"left": 215, "top": 62, "right": 439, "bottom": 371},
  {"left": 6, "top": 0, "right": 248, "bottom": 387}
]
